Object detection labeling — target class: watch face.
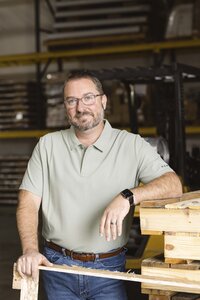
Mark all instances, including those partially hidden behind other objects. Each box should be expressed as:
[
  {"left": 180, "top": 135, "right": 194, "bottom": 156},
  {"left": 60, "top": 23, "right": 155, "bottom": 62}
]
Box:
[
  {"left": 121, "top": 189, "right": 134, "bottom": 206},
  {"left": 121, "top": 189, "right": 133, "bottom": 198}
]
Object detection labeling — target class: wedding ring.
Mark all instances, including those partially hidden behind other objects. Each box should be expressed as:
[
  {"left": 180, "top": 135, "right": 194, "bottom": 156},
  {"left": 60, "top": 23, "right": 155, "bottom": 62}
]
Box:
[{"left": 110, "top": 221, "right": 116, "bottom": 225}]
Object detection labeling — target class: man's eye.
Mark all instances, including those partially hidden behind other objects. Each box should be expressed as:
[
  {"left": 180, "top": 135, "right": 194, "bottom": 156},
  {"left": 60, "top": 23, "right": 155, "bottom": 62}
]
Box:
[
  {"left": 68, "top": 99, "right": 76, "bottom": 105},
  {"left": 84, "top": 95, "right": 93, "bottom": 101}
]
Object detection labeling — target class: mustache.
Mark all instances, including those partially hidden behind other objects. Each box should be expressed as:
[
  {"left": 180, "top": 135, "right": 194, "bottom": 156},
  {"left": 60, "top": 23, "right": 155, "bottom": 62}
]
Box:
[{"left": 75, "top": 111, "right": 94, "bottom": 118}]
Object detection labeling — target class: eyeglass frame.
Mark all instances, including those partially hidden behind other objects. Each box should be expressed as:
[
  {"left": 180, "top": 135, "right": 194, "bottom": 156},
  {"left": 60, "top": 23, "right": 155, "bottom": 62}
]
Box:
[{"left": 64, "top": 93, "right": 104, "bottom": 108}]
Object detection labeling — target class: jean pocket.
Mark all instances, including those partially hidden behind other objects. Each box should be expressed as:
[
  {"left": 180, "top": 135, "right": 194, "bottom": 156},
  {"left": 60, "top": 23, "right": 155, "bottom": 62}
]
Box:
[
  {"left": 43, "top": 246, "right": 64, "bottom": 264},
  {"left": 98, "top": 251, "right": 126, "bottom": 272}
]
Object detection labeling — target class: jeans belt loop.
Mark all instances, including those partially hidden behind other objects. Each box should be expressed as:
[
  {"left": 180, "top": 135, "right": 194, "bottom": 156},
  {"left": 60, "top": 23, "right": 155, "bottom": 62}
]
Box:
[
  {"left": 70, "top": 250, "right": 74, "bottom": 259},
  {"left": 62, "top": 248, "right": 66, "bottom": 256}
]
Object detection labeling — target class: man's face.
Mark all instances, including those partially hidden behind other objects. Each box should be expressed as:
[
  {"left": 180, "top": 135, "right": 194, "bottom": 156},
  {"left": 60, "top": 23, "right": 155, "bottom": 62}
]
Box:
[{"left": 64, "top": 78, "right": 107, "bottom": 131}]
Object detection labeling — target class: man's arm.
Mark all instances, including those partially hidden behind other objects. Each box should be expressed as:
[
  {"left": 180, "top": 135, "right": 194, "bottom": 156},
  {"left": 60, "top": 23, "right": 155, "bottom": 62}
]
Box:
[
  {"left": 16, "top": 189, "right": 52, "bottom": 279},
  {"left": 100, "top": 172, "right": 182, "bottom": 241},
  {"left": 132, "top": 171, "right": 182, "bottom": 205}
]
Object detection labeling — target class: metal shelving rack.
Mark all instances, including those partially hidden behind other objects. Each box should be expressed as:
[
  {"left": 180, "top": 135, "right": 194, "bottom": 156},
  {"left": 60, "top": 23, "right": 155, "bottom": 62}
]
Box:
[
  {"left": 0, "top": 2, "right": 200, "bottom": 184},
  {"left": 1, "top": 38, "right": 200, "bottom": 67}
]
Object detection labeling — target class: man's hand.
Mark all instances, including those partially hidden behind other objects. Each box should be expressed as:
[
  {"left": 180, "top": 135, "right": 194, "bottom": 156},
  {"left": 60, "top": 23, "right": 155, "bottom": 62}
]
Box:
[
  {"left": 16, "top": 249, "right": 52, "bottom": 280},
  {"left": 99, "top": 194, "right": 130, "bottom": 241}
]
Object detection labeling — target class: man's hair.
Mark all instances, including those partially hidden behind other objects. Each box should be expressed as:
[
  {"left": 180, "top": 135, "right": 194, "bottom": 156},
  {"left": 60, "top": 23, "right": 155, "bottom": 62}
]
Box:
[{"left": 63, "top": 69, "right": 104, "bottom": 95}]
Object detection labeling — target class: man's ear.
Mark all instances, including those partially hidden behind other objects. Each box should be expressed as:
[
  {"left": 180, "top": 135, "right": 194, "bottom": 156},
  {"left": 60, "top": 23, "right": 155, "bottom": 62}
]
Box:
[{"left": 102, "top": 94, "right": 107, "bottom": 110}]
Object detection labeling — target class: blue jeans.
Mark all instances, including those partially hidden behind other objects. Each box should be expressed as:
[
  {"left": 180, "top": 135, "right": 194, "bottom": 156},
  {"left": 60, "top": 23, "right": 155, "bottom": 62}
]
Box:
[{"left": 42, "top": 246, "right": 128, "bottom": 300}]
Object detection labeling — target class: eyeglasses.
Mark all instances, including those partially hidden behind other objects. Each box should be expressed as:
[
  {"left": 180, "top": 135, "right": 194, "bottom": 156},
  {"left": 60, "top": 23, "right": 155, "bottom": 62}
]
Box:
[{"left": 64, "top": 93, "right": 103, "bottom": 108}]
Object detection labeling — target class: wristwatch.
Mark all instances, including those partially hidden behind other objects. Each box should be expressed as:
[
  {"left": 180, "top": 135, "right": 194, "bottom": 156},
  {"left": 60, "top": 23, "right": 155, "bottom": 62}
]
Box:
[{"left": 120, "top": 189, "right": 135, "bottom": 206}]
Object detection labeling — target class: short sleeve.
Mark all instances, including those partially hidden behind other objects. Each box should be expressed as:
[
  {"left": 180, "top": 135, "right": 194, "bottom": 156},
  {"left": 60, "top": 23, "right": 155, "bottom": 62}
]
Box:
[
  {"left": 19, "top": 142, "right": 43, "bottom": 197},
  {"left": 135, "top": 135, "right": 174, "bottom": 184}
]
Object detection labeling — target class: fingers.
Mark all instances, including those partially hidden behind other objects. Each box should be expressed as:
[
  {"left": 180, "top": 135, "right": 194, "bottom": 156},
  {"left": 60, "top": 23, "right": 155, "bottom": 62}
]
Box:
[
  {"left": 99, "top": 214, "right": 106, "bottom": 237},
  {"left": 42, "top": 257, "right": 53, "bottom": 267},
  {"left": 100, "top": 214, "right": 123, "bottom": 241},
  {"left": 17, "top": 256, "right": 38, "bottom": 280},
  {"left": 16, "top": 253, "right": 52, "bottom": 281},
  {"left": 110, "top": 222, "right": 117, "bottom": 241},
  {"left": 99, "top": 194, "right": 130, "bottom": 241}
]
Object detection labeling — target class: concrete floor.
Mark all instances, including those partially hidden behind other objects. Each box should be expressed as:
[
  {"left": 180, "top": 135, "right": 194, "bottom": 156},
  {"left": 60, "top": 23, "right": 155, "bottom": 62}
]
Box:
[{"left": 0, "top": 205, "right": 147, "bottom": 300}]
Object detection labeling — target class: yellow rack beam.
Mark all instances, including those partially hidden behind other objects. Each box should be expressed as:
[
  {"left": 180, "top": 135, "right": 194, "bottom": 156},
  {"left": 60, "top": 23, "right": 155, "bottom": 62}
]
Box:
[
  {"left": 0, "top": 130, "right": 51, "bottom": 139},
  {"left": 1, "top": 39, "right": 200, "bottom": 67},
  {"left": 0, "top": 126, "right": 199, "bottom": 139}
]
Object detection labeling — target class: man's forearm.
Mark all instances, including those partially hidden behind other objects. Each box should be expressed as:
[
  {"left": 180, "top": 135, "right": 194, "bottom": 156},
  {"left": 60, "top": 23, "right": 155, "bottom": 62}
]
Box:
[
  {"left": 16, "top": 190, "right": 40, "bottom": 253},
  {"left": 132, "top": 172, "right": 182, "bottom": 205}
]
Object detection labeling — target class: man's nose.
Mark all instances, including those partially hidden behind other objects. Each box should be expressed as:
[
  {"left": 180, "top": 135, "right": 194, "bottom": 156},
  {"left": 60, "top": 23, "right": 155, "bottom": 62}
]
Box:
[{"left": 76, "top": 99, "right": 85, "bottom": 111}]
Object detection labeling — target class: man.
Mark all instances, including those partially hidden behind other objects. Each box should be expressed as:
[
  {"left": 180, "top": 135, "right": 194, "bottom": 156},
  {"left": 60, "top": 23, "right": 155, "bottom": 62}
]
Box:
[{"left": 16, "top": 70, "right": 182, "bottom": 300}]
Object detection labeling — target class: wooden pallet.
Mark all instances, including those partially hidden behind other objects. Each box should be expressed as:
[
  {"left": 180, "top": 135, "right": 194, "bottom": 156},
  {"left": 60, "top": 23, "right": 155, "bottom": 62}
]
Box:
[
  {"left": 141, "top": 254, "right": 200, "bottom": 294},
  {"left": 140, "top": 191, "right": 200, "bottom": 262},
  {"left": 149, "top": 293, "right": 200, "bottom": 300}
]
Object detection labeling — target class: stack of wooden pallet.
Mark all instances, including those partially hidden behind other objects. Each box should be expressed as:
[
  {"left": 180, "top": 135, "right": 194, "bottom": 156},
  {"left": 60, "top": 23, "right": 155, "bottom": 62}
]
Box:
[
  {"left": 44, "top": 0, "right": 151, "bottom": 51},
  {"left": 0, "top": 156, "right": 28, "bottom": 205},
  {"left": 140, "top": 190, "right": 200, "bottom": 300},
  {"left": 0, "top": 80, "right": 40, "bottom": 130},
  {"left": 45, "top": 73, "right": 68, "bottom": 128}
]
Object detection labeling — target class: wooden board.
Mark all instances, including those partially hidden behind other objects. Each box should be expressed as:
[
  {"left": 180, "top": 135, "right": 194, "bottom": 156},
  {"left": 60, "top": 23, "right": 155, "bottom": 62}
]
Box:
[
  {"left": 140, "top": 207, "right": 200, "bottom": 235},
  {"left": 13, "top": 262, "right": 200, "bottom": 295},
  {"left": 149, "top": 296, "right": 172, "bottom": 300},
  {"left": 140, "top": 191, "right": 200, "bottom": 208},
  {"left": 141, "top": 255, "right": 200, "bottom": 294},
  {"left": 142, "top": 287, "right": 176, "bottom": 296},
  {"left": 165, "top": 199, "right": 200, "bottom": 209},
  {"left": 172, "top": 292, "right": 200, "bottom": 299},
  {"left": 164, "top": 232, "right": 200, "bottom": 261},
  {"left": 148, "top": 293, "right": 200, "bottom": 300}
]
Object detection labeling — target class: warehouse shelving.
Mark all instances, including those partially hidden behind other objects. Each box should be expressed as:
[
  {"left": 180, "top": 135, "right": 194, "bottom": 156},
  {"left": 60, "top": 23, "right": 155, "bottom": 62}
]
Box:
[
  {"left": 0, "top": 0, "right": 200, "bottom": 189},
  {"left": 1, "top": 38, "right": 200, "bottom": 67},
  {"left": 0, "top": 126, "right": 200, "bottom": 139}
]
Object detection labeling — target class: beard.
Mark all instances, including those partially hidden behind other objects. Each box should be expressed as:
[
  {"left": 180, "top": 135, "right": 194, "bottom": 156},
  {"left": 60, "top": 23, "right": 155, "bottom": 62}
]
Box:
[{"left": 67, "top": 109, "right": 104, "bottom": 131}]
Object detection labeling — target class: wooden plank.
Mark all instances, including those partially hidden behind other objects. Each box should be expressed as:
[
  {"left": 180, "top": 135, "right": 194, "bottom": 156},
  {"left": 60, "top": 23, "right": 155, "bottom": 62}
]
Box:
[
  {"left": 165, "top": 258, "right": 187, "bottom": 264},
  {"left": 164, "top": 232, "right": 200, "bottom": 261},
  {"left": 13, "top": 263, "right": 200, "bottom": 294},
  {"left": 165, "top": 199, "right": 200, "bottom": 209},
  {"left": 55, "top": 5, "right": 150, "bottom": 18},
  {"left": 140, "top": 208, "right": 200, "bottom": 235},
  {"left": 148, "top": 293, "right": 200, "bottom": 300},
  {"left": 12, "top": 264, "right": 21, "bottom": 290},
  {"left": 142, "top": 287, "right": 176, "bottom": 296},
  {"left": 142, "top": 255, "right": 200, "bottom": 270},
  {"left": 172, "top": 292, "right": 200, "bottom": 299},
  {"left": 141, "top": 230, "right": 163, "bottom": 235},
  {"left": 47, "top": 26, "right": 140, "bottom": 40},
  {"left": 55, "top": 0, "right": 129, "bottom": 7},
  {"left": 12, "top": 264, "right": 39, "bottom": 300},
  {"left": 149, "top": 295, "right": 172, "bottom": 300},
  {"left": 140, "top": 191, "right": 200, "bottom": 208},
  {"left": 140, "top": 198, "right": 181, "bottom": 208},
  {"left": 54, "top": 16, "right": 147, "bottom": 29},
  {"left": 141, "top": 256, "right": 200, "bottom": 294},
  {"left": 20, "top": 277, "right": 39, "bottom": 300}
]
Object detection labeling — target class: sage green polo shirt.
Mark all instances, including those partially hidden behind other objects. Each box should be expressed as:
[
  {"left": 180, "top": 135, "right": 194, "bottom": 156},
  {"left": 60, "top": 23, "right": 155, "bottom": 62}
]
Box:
[{"left": 20, "top": 120, "right": 173, "bottom": 253}]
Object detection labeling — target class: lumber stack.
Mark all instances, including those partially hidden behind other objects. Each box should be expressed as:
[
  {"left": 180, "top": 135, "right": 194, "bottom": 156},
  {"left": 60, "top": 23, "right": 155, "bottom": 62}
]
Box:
[
  {"left": 140, "top": 190, "right": 200, "bottom": 299},
  {"left": 45, "top": 73, "right": 68, "bottom": 129},
  {"left": 0, "top": 80, "right": 41, "bottom": 130},
  {"left": 0, "top": 156, "right": 28, "bottom": 204},
  {"left": 44, "top": 0, "right": 150, "bottom": 51}
]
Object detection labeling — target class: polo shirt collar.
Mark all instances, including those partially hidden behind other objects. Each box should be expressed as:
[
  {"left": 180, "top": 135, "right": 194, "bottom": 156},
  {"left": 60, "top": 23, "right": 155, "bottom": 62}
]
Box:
[
  {"left": 93, "top": 120, "right": 112, "bottom": 152},
  {"left": 68, "top": 120, "right": 112, "bottom": 152}
]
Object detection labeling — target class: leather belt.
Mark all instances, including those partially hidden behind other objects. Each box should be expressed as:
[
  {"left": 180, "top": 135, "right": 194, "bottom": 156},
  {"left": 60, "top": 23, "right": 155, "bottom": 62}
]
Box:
[{"left": 45, "top": 241, "right": 124, "bottom": 262}]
